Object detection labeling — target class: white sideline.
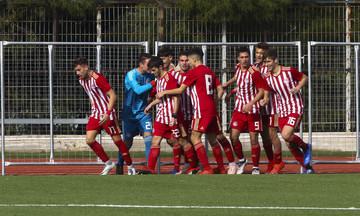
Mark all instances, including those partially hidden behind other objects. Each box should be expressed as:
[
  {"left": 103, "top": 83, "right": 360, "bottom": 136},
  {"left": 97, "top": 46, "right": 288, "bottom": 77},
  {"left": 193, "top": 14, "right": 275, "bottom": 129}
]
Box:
[{"left": 0, "top": 204, "right": 359, "bottom": 211}]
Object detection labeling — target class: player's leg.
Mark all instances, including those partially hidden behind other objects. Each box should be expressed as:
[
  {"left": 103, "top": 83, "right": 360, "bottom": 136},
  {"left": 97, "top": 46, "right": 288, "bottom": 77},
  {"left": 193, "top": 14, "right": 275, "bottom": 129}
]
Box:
[
  {"left": 249, "top": 131, "right": 260, "bottom": 175},
  {"left": 260, "top": 119, "right": 274, "bottom": 174},
  {"left": 281, "top": 114, "right": 312, "bottom": 168},
  {"left": 86, "top": 118, "right": 114, "bottom": 175},
  {"left": 117, "top": 119, "right": 136, "bottom": 174},
  {"left": 168, "top": 137, "right": 182, "bottom": 174},
  {"left": 146, "top": 135, "right": 162, "bottom": 173},
  {"left": 216, "top": 132, "right": 237, "bottom": 174},
  {"left": 178, "top": 137, "right": 198, "bottom": 172},
  {"left": 190, "top": 129, "right": 212, "bottom": 174},
  {"left": 140, "top": 115, "right": 154, "bottom": 163},
  {"left": 207, "top": 132, "right": 226, "bottom": 174},
  {"left": 268, "top": 126, "right": 284, "bottom": 174},
  {"left": 105, "top": 119, "right": 136, "bottom": 175}
]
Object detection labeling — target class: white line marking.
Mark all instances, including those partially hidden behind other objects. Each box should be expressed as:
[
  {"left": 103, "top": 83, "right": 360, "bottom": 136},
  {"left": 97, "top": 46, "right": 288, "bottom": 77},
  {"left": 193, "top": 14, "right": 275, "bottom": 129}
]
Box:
[{"left": 0, "top": 204, "right": 358, "bottom": 210}]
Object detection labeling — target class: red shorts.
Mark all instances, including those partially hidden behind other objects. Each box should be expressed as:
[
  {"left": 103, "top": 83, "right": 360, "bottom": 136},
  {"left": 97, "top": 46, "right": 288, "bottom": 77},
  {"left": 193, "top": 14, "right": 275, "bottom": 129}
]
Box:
[
  {"left": 192, "top": 115, "right": 221, "bottom": 133},
  {"left": 183, "top": 120, "right": 192, "bottom": 135},
  {"left": 231, "top": 111, "right": 262, "bottom": 132},
  {"left": 153, "top": 121, "right": 186, "bottom": 139},
  {"left": 278, "top": 113, "right": 302, "bottom": 132},
  {"left": 86, "top": 117, "right": 121, "bottom": 136},
  {"left": 263, "top": 114, "right": 279, "bottom": 128}
]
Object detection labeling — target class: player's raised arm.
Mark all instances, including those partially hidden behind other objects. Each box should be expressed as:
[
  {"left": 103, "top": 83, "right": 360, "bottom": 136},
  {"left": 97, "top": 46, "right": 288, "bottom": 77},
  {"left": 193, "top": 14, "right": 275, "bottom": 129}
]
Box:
[{"left": 128, "top": 73, "right": 156, "bottom": 95}]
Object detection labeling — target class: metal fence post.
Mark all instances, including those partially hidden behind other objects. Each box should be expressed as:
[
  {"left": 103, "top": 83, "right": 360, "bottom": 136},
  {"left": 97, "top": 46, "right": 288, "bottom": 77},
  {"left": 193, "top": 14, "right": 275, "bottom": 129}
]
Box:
[
  {"left": 48, "top": 45, "right": 55, "bottom": 163},
  {"left": 1, "top": 41, "right": 5, "bottom": 175},
  {"left": 355, "top": 45, "right": 359, "bottom": 161}
]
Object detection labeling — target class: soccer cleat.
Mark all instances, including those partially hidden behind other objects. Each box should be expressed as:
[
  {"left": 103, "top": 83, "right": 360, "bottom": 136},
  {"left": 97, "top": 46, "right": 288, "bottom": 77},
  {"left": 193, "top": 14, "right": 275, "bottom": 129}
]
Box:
[
  {"left": 101, "top": 161, "right": 115, "bottom": 175},
  {"left": 227, "top": 163, "right": 237, "bottom": 174},
  {"left": 219, "top": 167, "right": 227, "bottom": 174},
  {"left": 169, "top": 169, "right": 179, "bottom": 174},
  {"left": 265, "top": 160, "right": 275, "bottom": 174},
  {"left": 176, "top": 164, "right": 191, "bottom": 174},
  {"left": 186, "top": 167, "right": 199, "bottom": 175},
  {"left": 136, "top": 167, "right": 156, "bottom": 175},
  {"left": 198, "top": 167, "right": 214, "bottom": 175},
  {"left": 116, "top": 164, "right": 124, "bottom": 175},
  {"left": 269, "top": 161, "right": 285, "bottom": 174},
  {"left": 303, "top": 143, "right": 312, "bottom": 166},
  {"left": 127, "top": 165, "right": 136, "bottom": 175},
  {"left": 236, "top": 159, "right": 248, "bottom": 174},
  {"left": 302, "top": 167, "right": 315, "bottom": 174},
  {"left": 252, "top": 167, "right": 260, "bottom": 175}
]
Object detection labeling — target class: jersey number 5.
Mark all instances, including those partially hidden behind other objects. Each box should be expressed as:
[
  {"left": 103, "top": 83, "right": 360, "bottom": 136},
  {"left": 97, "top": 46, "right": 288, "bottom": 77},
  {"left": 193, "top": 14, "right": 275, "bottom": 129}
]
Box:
[{"left": 205, "top": 74, "right": 213, "bottom": 95}]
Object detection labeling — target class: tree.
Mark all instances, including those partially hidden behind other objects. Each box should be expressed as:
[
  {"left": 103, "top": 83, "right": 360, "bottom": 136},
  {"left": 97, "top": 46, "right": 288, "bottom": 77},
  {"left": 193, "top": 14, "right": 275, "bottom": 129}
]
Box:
[{"left": 176, "top": 0, "right": 293, "bottom": 24}]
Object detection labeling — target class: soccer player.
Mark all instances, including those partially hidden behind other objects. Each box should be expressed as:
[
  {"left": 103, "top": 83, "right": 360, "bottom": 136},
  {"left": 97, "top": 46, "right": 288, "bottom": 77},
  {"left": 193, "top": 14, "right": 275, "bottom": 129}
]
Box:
[
  {"left": 118, "top": 53, "right": 156, "bottom": 174},
  {"left": 73, "top": 57, "right": 136, "bottom": 175},
  {"left": 143, "top": 56, "right": 198, "bottom": 174},
  {"left": 158, "top": 46, "right": 176, "bottom": 71},
  {"left": 262, "top": 49, "right": 314, "bottom": 174},
  {"left": 223, "top": 47, "right": 270, "bottom": 175},
  {"left": 170, "top": 50, "right": 199, "bottom": 174},
  {"left": 157, "top": 47, "right": 226, "bottom": 175}
]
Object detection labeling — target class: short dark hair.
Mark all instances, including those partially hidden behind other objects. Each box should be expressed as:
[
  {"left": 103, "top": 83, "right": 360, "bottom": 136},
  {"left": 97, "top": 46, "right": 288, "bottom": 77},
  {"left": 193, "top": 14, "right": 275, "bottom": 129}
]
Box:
[
  {"left": 237, "top": 47, "right": 250, "bottom": 56},
  {"left": 157, "top": 46, "right": 174, "bottom": 57},
  {"left": 256, "top": 42, "right": 270, "bottom": 51},
  {"left": 138, "top": 53, "right": 152, "bottom": 65},
  {"left": 73, "top": 57, "right": 88, "bottom": 68},
  {"left": 178, "top": 50, "right": 188, "bottom": 58},
  {"left": 188, "top": 47, "right": 204, "bottom": 60},
  {"left": 263, "top": 49, "right": 278, "bottom": 60},
  {"left": 148, "top": 56, "right": 164, "bottom": 69}
]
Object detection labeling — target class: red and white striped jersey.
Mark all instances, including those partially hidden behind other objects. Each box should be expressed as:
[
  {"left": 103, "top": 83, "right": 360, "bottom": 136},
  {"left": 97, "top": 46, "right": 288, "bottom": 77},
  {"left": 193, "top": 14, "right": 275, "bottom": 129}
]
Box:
[
  {"left": 183, "top": 65, "right": 220, "bottom": 119},
  {"left": 171, "top": 69, "right": 194, "bottom": 121},
  {"left": 79, "top": 71, "right": 117, "bottom": 120},
  {"left": 155, "top": 72, "right": 178, "bottom": 125},
  {"left": 264, "top": 66, "right": 304, "bottom": 117},
  {"left": 234, "top": 65, "right": 268, "bottom": 114}
]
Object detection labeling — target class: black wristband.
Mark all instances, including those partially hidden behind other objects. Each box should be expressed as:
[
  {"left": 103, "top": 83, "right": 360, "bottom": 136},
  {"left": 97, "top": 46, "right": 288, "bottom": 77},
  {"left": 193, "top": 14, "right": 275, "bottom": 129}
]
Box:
[{"left": 172, "top": 113, "right": 177, "bottom": 118}]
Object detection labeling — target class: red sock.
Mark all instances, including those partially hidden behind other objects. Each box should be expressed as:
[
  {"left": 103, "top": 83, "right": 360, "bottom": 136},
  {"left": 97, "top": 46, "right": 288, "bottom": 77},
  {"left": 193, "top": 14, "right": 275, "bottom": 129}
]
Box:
[
  {"left": 263, "top": 140, "right": 274, "bottom": 162},
  {"left": 218, "top": 137, "right": 235, "bottom": 163},
  {"left": 289, "top": 135, "right": 307, "bottom": 150},
  {"left": 289, "top": 146, "right": 304, "bottom": 167},
  {"left": 251, "top": 144, "right": 261, "bottom": 167},
  {"left": 274, "top": 151, "right": 282, "bottom": 164},
  {"left": 183, "top": 144, "right": 198, "bottom": 168},
  {"left": 114, "top": 139, "right": 132, "bottom": 165},
  {"left": 212, "top": 143, "right": 225, "bottom": 169},
  {"left": 194, "top": 142, "right": 210, "bottom": 169},
  {"left": 232, "top": 140, "right": 244, "bottom": 160},
  {"left": 87, "top": 141, "right": 110, "bottom": 163},
  {"left": 173, "top": 144, "right": 182, "bottom": 171},
  {"left": 148, "top": 146, "right": 160, "bottom": 170}
]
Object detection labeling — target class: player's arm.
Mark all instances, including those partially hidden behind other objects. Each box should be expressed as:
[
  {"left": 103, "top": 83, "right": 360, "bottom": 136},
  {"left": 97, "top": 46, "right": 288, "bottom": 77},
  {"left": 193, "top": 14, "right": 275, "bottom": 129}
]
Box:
[
  {"left": 170, "top": 95, "right": 180, "bottom": 127},
  {"left": 144, "top": 98, "right": 159, "bottom": 115},
  {"left": 156, "top": 84, "right": 187, "bottom": 99},
  {"left": 290, "top": 74, "right": 308, "bottom": 94},
  {"left": 99, "top": 89, "right": 117, "bottom": 125},
  {"left": 215, "top": 83, "right": 224, "bottom": 104},
  {"left": 222, "top": 76, "right": 236, "bottom": 90},
  {"left": 242, "top": 88, "right": 264, "bottom": 113},
  {"left": 128, "top": 73, "right": 156, "bottom": 95},
  {"left": 225, "top": 87, "right": 237, "bottom": 103}
]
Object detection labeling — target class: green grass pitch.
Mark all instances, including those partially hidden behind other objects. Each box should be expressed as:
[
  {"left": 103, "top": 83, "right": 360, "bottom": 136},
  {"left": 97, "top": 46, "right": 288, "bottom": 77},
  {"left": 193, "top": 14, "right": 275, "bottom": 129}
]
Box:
[{"left": 0, "top": 174, "right": 359, "bottom": 216}]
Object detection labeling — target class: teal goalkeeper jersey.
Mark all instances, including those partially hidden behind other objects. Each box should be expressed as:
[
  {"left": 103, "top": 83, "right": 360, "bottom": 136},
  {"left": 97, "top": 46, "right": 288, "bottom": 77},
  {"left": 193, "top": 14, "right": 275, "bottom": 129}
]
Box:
[{"left": 122, "top": 68, "right": 155, "bottom": 120}]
